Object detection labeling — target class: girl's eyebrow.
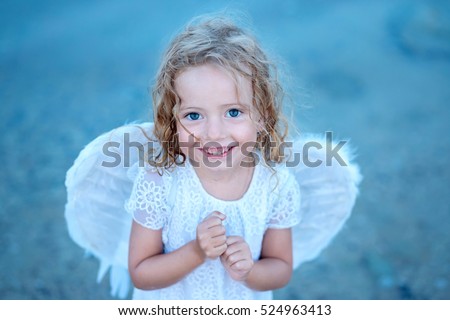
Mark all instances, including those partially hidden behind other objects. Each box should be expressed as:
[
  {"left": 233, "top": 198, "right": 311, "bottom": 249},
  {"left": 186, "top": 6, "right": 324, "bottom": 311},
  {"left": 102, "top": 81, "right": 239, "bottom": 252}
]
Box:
[
  {"left": 178, "top": 105, "right": 202, "bottom": 111},
  {"left": 179, "top": 102, "right": 253, "bottom": 112},
  {"left": 219, "top": 102, "right": 253, "bottom": 110},
  {"left": 222, "top": 103, "right": 253, "bottom": 112},
  {"left": 228, "top": 102, "right": 251, "bottom": 110}
]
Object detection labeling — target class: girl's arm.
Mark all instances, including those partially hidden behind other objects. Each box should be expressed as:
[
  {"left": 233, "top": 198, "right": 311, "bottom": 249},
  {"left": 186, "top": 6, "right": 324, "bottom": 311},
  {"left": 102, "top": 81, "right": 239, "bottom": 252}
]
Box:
[
  {"left": 128, "top": 221, "right": 203, "bottom": 290},
  {"left": 128, "top": 212, "right": 227, "bottom": 290},
  {"left": 246, "top": 228, "right": 293, "bottom": 290},
  {"left": 221, "top": 228, "right": 293, "bottom": 291}
]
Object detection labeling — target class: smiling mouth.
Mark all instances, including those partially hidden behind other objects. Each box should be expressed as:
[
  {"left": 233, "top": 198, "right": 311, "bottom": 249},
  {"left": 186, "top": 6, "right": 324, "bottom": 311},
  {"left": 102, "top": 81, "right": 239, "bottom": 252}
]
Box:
[{"left": 200, "top": 145, "right": 236, "bottom": 158}]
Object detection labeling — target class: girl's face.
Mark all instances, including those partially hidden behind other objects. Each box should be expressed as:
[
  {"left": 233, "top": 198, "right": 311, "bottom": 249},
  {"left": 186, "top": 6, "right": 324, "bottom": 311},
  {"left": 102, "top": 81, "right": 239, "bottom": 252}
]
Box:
[{"left": 175, "top": 63, "right": 260, "bottom": 172}]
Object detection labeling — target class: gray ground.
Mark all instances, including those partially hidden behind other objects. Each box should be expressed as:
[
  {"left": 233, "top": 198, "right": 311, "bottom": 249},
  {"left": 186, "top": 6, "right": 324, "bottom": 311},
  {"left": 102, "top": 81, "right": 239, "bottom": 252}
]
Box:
[{"left": 1, "top": 0, "right": 449, "bottom": 299}]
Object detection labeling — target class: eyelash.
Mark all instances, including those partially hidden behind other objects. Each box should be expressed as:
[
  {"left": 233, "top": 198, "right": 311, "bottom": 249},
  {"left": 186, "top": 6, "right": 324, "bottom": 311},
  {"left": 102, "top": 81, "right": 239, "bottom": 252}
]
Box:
[
  {"left": 226, "top": 108, "right": 242, "bottom": 118},
  {"left": 183, "top": 108, "right": 243, "bottom": 120},
  {"left": 185, "top": 112, "right": 201, "bottom": 121}
]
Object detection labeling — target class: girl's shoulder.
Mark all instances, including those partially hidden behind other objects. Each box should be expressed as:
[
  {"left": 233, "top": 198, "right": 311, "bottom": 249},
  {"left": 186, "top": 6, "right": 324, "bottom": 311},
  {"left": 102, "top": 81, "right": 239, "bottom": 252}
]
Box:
[
  {"left": 257, "top": 159, "right": 299, "bottom": 191},
  {"left": 129, "top": 162, "right": 176, "bottom": 195}
]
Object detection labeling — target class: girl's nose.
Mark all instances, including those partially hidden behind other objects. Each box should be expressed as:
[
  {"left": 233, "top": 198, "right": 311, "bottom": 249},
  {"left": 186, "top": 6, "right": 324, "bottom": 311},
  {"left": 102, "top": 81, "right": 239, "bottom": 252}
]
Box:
[{"left": 203, "top": 117, "right": 226, "bottom": 141}]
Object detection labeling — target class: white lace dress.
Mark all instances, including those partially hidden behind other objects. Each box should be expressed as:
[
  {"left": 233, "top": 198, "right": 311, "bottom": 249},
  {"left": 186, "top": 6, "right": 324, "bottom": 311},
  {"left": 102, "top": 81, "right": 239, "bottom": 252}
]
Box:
[
  {"left": 125, "top": 159, "right": 301, "bottom": 300},
  {"left": 65, "top": 123, "right": 361, "bottom": 299}
]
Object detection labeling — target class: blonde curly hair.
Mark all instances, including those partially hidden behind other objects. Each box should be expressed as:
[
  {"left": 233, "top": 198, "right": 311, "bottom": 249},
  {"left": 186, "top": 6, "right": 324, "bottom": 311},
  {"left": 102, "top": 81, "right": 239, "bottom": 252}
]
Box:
[{"left": 151, "top": 15, "right": 288, "bottom": 169}]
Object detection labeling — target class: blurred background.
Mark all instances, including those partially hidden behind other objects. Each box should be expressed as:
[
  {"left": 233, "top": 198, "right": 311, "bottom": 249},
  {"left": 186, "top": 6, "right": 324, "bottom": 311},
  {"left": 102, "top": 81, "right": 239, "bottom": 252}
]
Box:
[{"left": 1, "top": 0, "right": 449, "bottom": 299}]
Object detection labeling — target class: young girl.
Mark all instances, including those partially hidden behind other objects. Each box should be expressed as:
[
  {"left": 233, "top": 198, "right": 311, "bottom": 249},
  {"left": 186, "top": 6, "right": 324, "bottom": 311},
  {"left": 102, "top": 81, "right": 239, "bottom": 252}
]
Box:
[{"left": 65, "top": 16, "right": 361, "bottom": 300}]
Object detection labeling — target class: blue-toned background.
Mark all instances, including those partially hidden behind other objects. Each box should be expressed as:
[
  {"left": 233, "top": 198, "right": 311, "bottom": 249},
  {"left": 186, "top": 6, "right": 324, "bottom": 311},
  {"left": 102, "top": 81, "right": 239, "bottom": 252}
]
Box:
[{"left": 1, "top": 0, "right": 449, "bottom": 299}]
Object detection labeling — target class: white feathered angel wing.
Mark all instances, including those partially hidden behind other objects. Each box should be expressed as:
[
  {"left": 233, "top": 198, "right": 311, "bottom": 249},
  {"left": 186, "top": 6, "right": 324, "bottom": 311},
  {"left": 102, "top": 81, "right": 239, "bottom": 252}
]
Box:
[
  {"left": 65, "top": 122, "right": 155, "bottom": 298},
  {"left": 290, "top": 134, "right": 362, "bottom": 269},
  {"left": 65, "top": 123, "right": 360, "bottom": 296}
]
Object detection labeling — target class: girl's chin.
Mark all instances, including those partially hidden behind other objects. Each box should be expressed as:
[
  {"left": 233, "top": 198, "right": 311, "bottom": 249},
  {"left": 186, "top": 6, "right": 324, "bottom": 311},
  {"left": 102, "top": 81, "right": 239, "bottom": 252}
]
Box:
[{"left": 190, "top": 156, "right": 233, "bottom": 169}]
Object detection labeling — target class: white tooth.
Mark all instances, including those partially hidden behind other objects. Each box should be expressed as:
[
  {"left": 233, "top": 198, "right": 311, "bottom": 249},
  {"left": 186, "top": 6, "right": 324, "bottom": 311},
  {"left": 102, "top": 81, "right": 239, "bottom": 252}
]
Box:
[{"left": 205, "top": 147, "right": 230, "bottom": 156}]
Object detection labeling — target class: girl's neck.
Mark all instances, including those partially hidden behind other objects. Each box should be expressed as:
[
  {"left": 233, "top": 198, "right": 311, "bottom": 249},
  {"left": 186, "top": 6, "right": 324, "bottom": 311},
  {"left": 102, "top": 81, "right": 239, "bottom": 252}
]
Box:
[{"left": 191, "top": 159, "right": 256, "bottom": 201}]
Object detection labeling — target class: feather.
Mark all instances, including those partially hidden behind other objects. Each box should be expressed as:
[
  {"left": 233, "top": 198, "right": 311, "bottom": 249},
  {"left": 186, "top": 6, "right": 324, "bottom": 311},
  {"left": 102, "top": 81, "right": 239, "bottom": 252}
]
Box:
[
  {"left": 290, "top": 134, "right": 362, "bottom": 268},
  {"left": 64, "top": 123, "right": 361, "bottom": 297},
  {"left": 64, "top": 122, "right": 155, "bottom": 298}
]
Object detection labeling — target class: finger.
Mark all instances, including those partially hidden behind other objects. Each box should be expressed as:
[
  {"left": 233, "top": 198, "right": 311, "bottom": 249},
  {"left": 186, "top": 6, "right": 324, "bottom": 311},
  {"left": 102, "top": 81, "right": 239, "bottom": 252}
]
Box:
[
  {"left": 223, "top": 239, "right": 251, "bottom": 264},
  {"left": 223, "top": 243, "right": 240, "bottom": 258},
  {"left": 211, "top": 234, "right": 227, "bottom": 248},
  {"left": 201, "top": 213, "right": 226, "bottom": 229},
  {"left": 231, "top": 259, "right": 253, "bottom": 272},
  {"left": 207, "top": 242, "right": 227, "bottom": 259},
  {"left": 207, "top": 218, "right": 225, "bottom": 230},
  {"left": 223, "top": 240, "right": 246, "bottom": 258},
  {"left": 198, "top": 218, "right": 221, "bottom": 231},
  {"left": 222, "top": 237, "right": 245, "bottom": 258},
  {"left": 208, "top": 225, "right": 226, "bottom": 237},
  {"left": 212, "top": 211, "right": 226, "bottom": 220},
  {"left": 197, "top": 225, "right": 225, "bottom": 247},
  {"left": 205, "top": 211, "right": 226, "bottom": 221},
  {"left": 214, "top": 243, "right": 228, "bottom": 256},
  {"left": 226, "top": 235, "right": 244, "bottom": 246},
  {"left": 224, "top": 251, "right": 247, "bottom": 268}
]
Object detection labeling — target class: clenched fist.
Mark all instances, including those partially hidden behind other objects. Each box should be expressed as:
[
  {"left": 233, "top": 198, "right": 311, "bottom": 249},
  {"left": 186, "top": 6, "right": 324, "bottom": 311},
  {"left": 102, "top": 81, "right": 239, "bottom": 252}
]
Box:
[
  {"left": 196, "top": 211, "right": 227, "bottom": 259},
  {"left": 220, "top": 236, "right": 254, "bottom": 281}
]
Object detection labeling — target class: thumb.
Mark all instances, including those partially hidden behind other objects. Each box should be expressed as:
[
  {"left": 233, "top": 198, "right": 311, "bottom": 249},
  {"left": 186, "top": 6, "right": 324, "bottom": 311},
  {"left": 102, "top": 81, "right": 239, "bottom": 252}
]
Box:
[{"left": 209, "top": 211, "right": 226, "bottom": 221}]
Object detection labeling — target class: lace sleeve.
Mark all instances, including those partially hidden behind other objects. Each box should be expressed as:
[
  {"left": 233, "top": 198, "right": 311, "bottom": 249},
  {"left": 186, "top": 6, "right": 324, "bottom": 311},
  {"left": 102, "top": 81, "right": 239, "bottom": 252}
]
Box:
[
  {"left": 125, "top": 167, "right": 169, "bottom": 230},
  {"left": 267, "top": 170, "right": 301, "bottom": 229}
]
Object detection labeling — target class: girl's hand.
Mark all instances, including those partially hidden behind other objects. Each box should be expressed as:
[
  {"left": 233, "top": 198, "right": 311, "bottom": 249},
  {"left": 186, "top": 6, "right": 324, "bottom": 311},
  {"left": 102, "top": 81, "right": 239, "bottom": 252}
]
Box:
[
  {"left": 220, "top": 236, "right": 254, "bottom": 282},
  {"left": 196, "top": 211, "right": 227, "bottom": 259}
]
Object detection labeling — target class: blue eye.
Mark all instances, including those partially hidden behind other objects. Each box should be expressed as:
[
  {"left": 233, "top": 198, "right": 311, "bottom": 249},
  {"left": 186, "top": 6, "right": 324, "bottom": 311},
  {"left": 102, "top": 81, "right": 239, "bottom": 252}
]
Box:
[
  {"left": 186, "top": 112, "right": 201, "bottom": 121},
  {"left": 227, "top": 108, "right": 241, "bottom": 118}
]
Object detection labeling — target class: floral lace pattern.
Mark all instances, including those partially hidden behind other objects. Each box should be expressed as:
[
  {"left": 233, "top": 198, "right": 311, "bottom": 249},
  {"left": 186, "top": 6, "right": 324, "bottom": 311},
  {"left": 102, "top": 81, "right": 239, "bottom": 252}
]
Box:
[
  {"left": 125, "top": 161, "right": 301, "bottom": 300},
  {"left": 125, "top": 166, "right": 170, "bottom": 230}
]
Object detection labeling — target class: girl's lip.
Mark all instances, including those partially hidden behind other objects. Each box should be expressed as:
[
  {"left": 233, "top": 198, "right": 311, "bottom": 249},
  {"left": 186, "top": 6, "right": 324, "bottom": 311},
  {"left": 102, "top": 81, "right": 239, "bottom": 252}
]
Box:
[{"left": 199, "top": 145, "right": 236, "bottom": 158}]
